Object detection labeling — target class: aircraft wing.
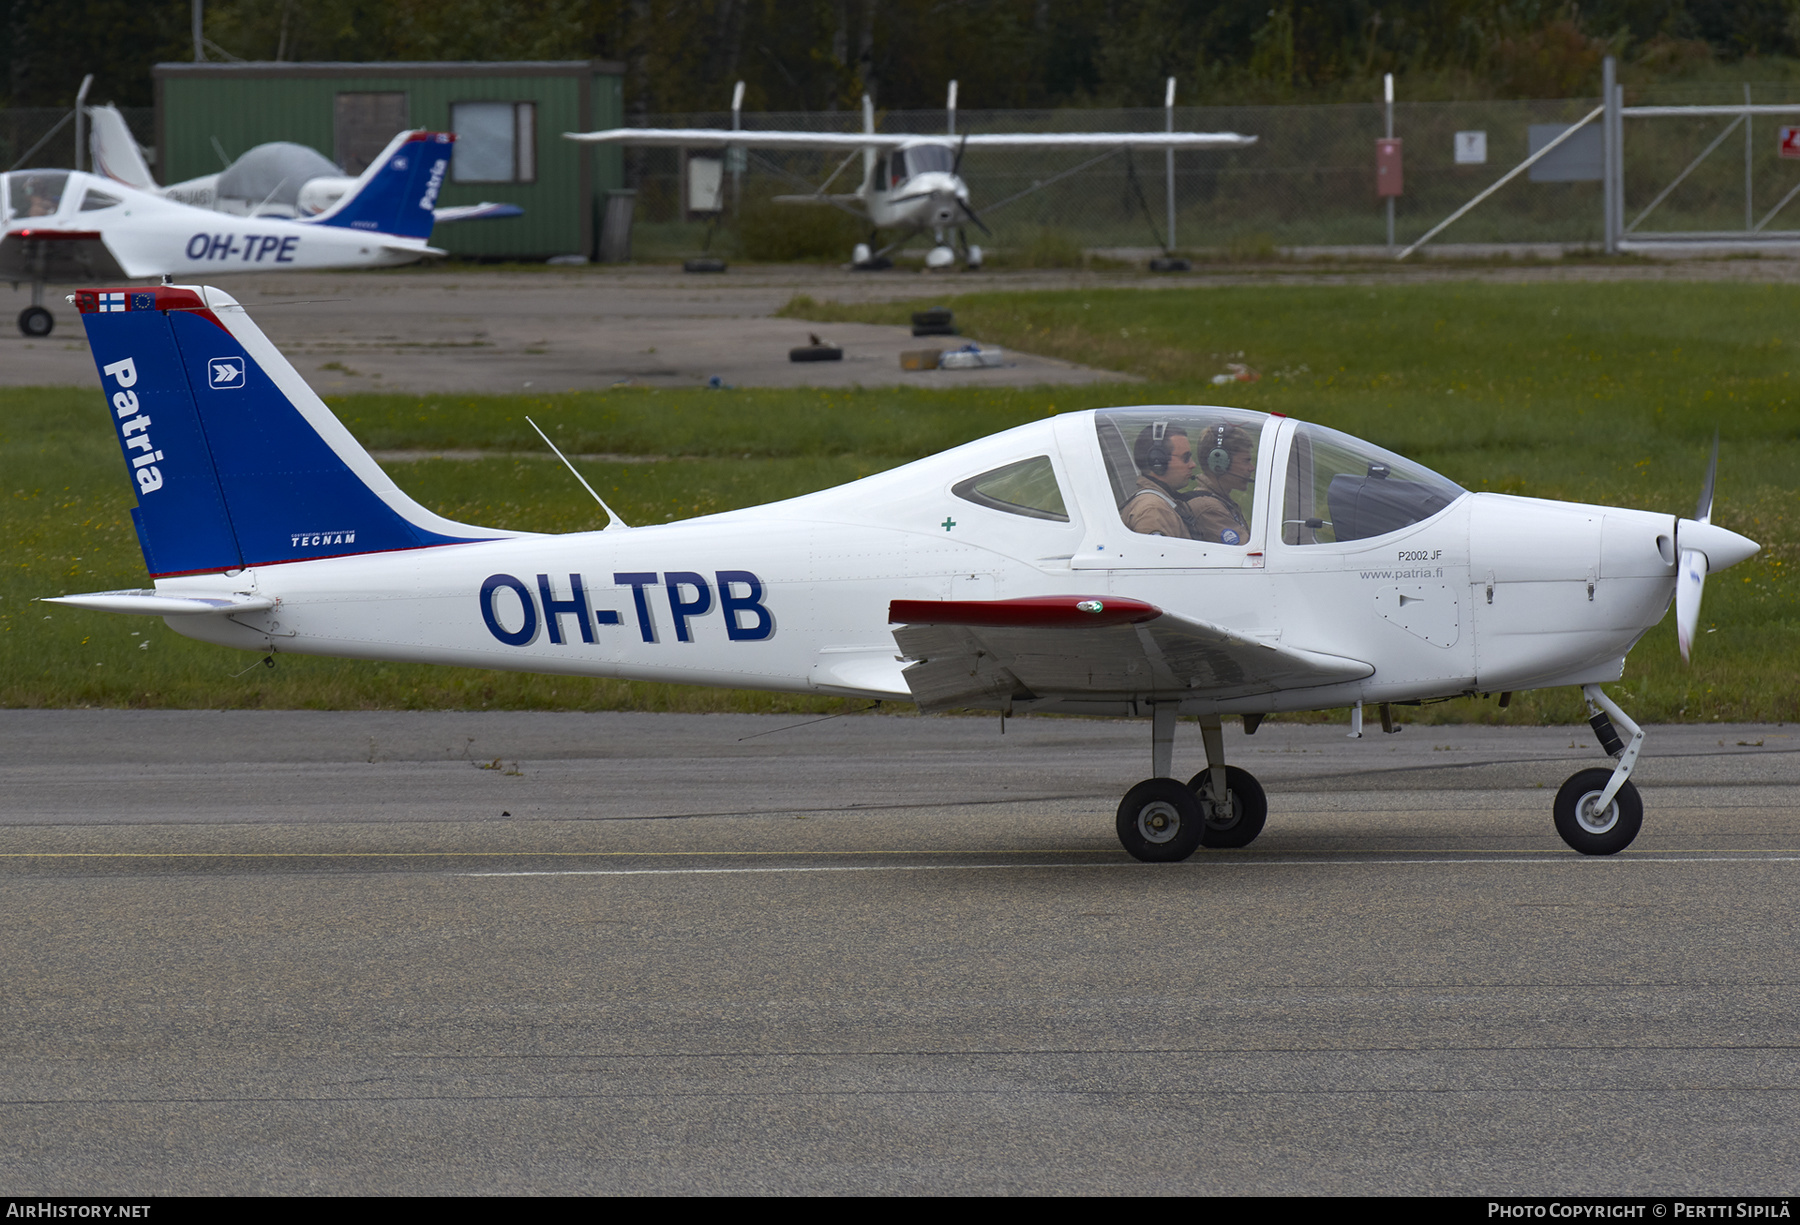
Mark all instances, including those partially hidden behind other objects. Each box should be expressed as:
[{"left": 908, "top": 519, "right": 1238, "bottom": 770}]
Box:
[
  {"left": 566, "top": 128, "right": 1255, "bottom": 151},
  {"left": 0, "top": 230, "right": 130, "bottom": 281},
  {"left": 889, "top": 595, "right": 1370, "bottom": 712},
  {"left": 956, "top": 132, "right": 1256, "bottom": 149},
  {"left": 566, "top": 128, "right": 910, "bottom": 150}
]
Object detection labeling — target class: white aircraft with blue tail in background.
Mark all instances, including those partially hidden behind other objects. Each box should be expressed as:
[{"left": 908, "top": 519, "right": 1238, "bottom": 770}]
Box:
[
  {"left": 43, "top": 284, "right": 1758, "bottom": 861},
  {"left": 2, "top": 129, "right": 454, "bottom": 337}
]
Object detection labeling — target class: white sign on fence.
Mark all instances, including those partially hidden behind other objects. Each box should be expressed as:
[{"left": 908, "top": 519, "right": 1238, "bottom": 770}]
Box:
[{"left": 1454, "top": 131, "right": 1488, "bottom": 165}]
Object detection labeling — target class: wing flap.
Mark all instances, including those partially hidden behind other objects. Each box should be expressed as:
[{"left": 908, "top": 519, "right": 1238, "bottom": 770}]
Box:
[{"left": 889, "top": 596, "right": 1369, "bottom": 712}]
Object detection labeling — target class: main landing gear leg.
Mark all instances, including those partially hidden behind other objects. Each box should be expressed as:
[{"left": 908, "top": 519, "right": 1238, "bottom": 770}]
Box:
[
  {"left": 1116, "top": 704, "right": 1200, "bottom": 863},
  {"left": 1115, "top": 706, "right": 1270, "bottom": 862},
  {"left": 1552, "top": 685, "right": 1645, "bottom": 856}
]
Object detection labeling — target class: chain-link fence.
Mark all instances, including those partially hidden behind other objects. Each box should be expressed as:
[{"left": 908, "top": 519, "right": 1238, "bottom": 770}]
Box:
[
  {"left": 10, "top": 90, "right": 1800, "bottom": 254},
  {"left": 1, "top": 107, "right": 156, "bottom": 176},
  {"left": 628, "top": 87, "right": 1800, "bottom": 258}
]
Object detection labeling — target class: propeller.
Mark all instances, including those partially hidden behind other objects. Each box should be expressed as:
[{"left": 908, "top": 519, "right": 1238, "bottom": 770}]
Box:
[
  {"left": 957, "top": 198, "right": 992, "bottom": 236},
  {"left": 1675, "top": 434, "right": 1716, "bottom": 662},
  {"left": 1673, "top": 432, "right": 1760, "bottom": 662},
  {"left": 952, "top": 132, "right": 968, "bottom": 178}
]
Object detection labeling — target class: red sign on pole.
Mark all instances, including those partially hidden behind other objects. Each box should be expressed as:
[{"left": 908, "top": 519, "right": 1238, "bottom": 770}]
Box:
[
  {"left": 1781, "top": 127, "right": 1800, "bottom": 159},
  {"left": 1377, "top": 138, "right": 1404, "bottom": 197}
]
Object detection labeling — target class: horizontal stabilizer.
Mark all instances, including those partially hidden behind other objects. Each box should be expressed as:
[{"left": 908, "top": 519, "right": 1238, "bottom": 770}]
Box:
[{"left": 43, "top": 589, "right": 274, "bottom": 616}]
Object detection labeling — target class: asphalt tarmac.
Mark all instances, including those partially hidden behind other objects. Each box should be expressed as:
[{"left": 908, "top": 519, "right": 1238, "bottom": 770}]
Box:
[
  {"left": 3, "top": 710, "right": 1796, "bottom": 1195},
  {"left": 0, "top": 264, "right": 1134, "bottom": 393}
]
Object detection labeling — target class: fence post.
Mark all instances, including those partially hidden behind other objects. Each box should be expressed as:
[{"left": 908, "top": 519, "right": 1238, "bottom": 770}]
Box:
[
  {"left": 1745, "top": 83, "right": 1754, "bottom": 232},
  {"left": 1604, "top": 55, "right": 1618, "bottom": 254},
  {"left": 1165, "top": 76, "right": 1177, "bottom": 253},
  {"left": 1385, "top": 74, "right": 1395, "bottom": 250}
]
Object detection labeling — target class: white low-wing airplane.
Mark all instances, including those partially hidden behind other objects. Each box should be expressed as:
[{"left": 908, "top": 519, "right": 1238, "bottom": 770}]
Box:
[
  {"left": 87, "top": 104, "right": 522, "bottom": 226},
  {"left": 47, "top": 284, "right": 1759, "bottom": 861},
  {"left": 2, "top": 129, "right": 454, "bottom": 337},
  {"left": 565, "top": 97, "right": 1255, "bottom": 269}
]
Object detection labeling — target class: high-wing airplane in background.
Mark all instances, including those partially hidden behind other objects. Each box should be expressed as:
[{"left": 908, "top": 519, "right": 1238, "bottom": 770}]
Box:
[
  {"left": 2, "top": 129, "right": 453, "bottom": 337},
  {"left": 566, "top": 95, "right": 1255, "bottom": 269},
  {"left": 47, "top": 285, "right": 1759, "bottom": 861},
  {"left": 87, "top": 104, "right": 522, "bottom": 227}
]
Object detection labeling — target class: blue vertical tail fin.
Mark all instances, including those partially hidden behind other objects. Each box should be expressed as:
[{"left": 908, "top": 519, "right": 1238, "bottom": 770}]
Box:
[
  {"left": 76, "top": 284, "right": 515, "bottom": 579},
  {"left": 303, "top": 130, "right": 452, "bottom": 240}
]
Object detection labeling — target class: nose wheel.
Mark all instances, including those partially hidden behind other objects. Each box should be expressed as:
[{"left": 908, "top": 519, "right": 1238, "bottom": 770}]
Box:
[
  {"left": 18, "top": 306, "right": 52, "bottom": 337},
  {"left": 1554, "top": 768, "right": 1643, "bottom": 855}
]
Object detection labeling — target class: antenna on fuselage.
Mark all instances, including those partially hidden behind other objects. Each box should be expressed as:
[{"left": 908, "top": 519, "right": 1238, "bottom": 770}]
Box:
[{"left": 525, "top": 416, "right": 631, "bottom": 531}]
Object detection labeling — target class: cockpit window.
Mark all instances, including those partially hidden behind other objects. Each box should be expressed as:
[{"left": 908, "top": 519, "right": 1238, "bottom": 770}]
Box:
[
  {"left": 952, "top": 455, "right": 1069, "bottom": 522},
  {"left": 1282, "top": 422, "right": 1464, "bottom": 545},
  {"left": 903, "top": 144, "right": 955, "bottom": 175},
  {"left": 79, "top": 189, "right": 122, "bottom": 212},
  {"left": 7, "top": 171, "right": 69, "bottom": 218},
  {"left": 1095, "top": 407, "right": 1265, "bottom": 546}
]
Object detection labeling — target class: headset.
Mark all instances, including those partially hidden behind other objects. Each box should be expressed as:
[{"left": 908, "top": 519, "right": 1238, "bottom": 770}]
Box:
[
  {"left": 1146, "top": 421, "right": 1172, "bottom": 474},
  {"left": 1205, "top": 423, "right": 1234, "bottom": 475}
]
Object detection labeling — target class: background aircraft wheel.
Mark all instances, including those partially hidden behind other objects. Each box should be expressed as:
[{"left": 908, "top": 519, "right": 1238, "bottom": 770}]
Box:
[
  {"left": 1116, "top": 778, "right": 1203, "bottom": 863},
  {"left": 18, "top": 306, "right": 52, "bottom": 337},
  {"left": 1185, "top": 766, "right": 1268, "bottom": 848},
  {"left": 1553, "top": 768, "right": 1643, "bottom": 856}
]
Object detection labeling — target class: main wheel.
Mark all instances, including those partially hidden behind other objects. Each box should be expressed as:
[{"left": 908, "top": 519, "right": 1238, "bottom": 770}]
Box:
[
  {"left": 1186, "top": 765, "right": 1269, "bottom": 848},
  {"left": 1553, "top": 768, "right": 1643, "bottom": 856},
  {"left": 1116, "top": 778, "right": 1204, "bottom": 863},
  {"left": 18, "top": 306, "right": 52, "bottom": 337}
]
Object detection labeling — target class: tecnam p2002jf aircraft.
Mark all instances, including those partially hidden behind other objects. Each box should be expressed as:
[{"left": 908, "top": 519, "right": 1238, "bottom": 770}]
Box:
[
  {"left": 49, "top": 286, "right": 1758, "bottom": 861},
  {"left": 1, "top": 130, "right": 453, "bottom": 337}
]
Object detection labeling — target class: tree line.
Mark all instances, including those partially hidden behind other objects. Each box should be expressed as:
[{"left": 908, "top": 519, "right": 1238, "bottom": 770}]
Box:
[{"left": 5, "top": 0, "right": 1797, "bottom": 112}]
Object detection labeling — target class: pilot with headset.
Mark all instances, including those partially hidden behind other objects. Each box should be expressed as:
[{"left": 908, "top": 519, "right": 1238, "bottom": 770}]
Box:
[{"left": 1124, "top": 420, "right": 1255, "bottom": 544}]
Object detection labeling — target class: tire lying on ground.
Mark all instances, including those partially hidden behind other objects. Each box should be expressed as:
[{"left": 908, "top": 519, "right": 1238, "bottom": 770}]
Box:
[{"left": 789, "top": 344, "right": 844, "bottom": 362}]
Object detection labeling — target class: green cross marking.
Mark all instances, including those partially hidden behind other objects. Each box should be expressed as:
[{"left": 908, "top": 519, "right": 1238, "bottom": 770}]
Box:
[{"left": 941, "top": 517, "right": 956, "bottom": 531}]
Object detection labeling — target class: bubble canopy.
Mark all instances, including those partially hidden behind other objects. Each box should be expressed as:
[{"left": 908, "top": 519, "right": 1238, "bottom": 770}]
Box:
[
  {"left": 1090, "top": 407, "right": 1464, "bottom": 548},
  {"left": 1280, "top": 421, "right": 1464, "bottom": 545}
]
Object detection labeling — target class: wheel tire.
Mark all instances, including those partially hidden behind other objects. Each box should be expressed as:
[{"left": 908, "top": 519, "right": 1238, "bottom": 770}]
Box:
[
  {"left": 1186, "top": 765, "right": 1269, "bottom": 848},
  {"left": 1148, "top": 256, "right": 1192, "bottom": 273},
  {"left": 1553, "top": 768, "right": 1643, "bottom": 856},
  {"left": 18, "top": 306, "right": 52, "bottom": 337},
  {"left": 1116, "top": 778, "right": 1204, "bottom": 863},
  {"left": 683, "top": 257, "right": 728, "bottom": 273},
  {"left": 788, "top": 345, "right": 843, "bottom": 362}
]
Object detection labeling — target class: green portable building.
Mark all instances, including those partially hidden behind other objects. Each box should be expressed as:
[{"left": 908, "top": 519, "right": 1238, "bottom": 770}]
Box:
[{"left": 152, "top": 60, "right": 625, "bottom": 260}]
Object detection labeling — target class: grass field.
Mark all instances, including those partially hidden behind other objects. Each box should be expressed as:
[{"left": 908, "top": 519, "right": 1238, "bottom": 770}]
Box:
[{"left": 4, "top": 279, "right": 1794, "bottom": 723}]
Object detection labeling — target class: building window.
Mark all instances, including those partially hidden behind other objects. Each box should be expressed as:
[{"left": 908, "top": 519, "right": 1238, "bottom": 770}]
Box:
[
  {"left": 335, "top": 92, "right": 409, "bottom": 175},
  {"left": 451, "top": 102, "right": 536, "bottom": 184}
]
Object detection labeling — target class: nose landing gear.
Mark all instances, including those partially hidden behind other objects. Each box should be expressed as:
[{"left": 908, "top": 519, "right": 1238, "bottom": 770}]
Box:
[{"left": 1552, "top": 685, "right": 1645, "bottom": 855}]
